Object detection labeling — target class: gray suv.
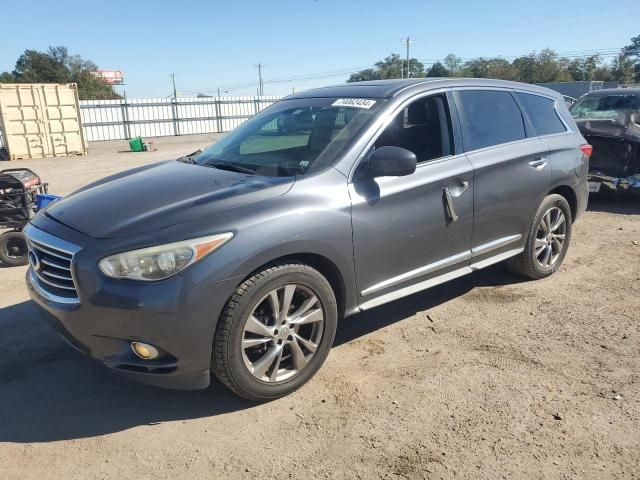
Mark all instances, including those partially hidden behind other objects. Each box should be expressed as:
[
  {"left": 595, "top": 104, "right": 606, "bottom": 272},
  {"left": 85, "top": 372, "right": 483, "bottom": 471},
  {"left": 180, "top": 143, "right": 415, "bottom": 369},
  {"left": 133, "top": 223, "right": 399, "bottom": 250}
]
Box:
[{"left": 25, "top": 79, "right": 590, "bottom": 400}]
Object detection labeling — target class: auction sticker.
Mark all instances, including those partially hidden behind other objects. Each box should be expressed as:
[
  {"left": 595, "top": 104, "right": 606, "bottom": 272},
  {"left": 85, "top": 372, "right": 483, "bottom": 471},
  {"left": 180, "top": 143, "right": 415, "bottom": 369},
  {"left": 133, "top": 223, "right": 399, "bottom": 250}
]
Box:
[
  {"left": 588, "top": 181, "right": 601, "bottom": 193},
  {"left": 332, "top": 98, "right": 376, "bottom": 109}
]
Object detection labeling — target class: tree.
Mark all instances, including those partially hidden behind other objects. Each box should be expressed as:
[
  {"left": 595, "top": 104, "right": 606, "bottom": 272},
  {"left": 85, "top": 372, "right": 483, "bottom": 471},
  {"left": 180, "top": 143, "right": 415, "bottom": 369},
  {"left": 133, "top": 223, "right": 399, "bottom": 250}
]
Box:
[
  {"left": 610, "top": 54, "right": 636, "bottom": 84},
  {"left": 404, "top": 58, "right": 426, "bottom": 79},
  {"left": 346, "top": 44, "right": 639, "bottom": 86},
  {"left": 348, "top": 53, "right": 425, "bottom": 82},
  {"left": 566, "top": 54, "right": 614, "bottom": 81},
  {"left": 375, "top": 54, "right": 404, "bottom": 79},
  {"left": 0, "top": 46, "right": 120, "bottom": 99},
  {"left": 12, "top": 49, "right": 70, "bottom": 83},
  {"left": 347, "top": 68, "right": 380, "bottom": 82},
  {"left": 567, "top": 55, "right": 602, "bottom": 81},
  {"left": 443, "top": 54, "right": 463, "bottom": 77},
  {"left": 512, "top": 49, "right": 572, "bottom": 83},
  {"left": 0, "top": 72, "right": 15, "bottom": 82},
  {"left": 621, "top": 34, "right": 640, "bottom": 81},
  {"left": 462, "top": 57, "right": 519, "bottom": 80},
  {"left": 426, "top": 62, "right": 449, "bottom": 77}
]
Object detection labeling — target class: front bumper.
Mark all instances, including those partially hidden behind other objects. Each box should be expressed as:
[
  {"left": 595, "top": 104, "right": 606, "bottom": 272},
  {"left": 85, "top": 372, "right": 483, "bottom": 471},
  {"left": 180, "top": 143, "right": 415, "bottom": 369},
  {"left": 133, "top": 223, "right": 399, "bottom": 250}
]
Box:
[{"left": 25, "top": 223, "right": 240, "bottom": 390}]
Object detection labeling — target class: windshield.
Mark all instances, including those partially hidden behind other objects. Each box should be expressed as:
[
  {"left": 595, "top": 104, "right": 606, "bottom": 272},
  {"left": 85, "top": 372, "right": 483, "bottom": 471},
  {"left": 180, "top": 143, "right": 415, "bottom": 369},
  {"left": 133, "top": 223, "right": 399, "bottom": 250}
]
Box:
[
  {"left": 571, "top": 93, "right": 640, "bottom": 120},
  {"left": 192, "top": 97, "right": 386, "bottom": 176}
]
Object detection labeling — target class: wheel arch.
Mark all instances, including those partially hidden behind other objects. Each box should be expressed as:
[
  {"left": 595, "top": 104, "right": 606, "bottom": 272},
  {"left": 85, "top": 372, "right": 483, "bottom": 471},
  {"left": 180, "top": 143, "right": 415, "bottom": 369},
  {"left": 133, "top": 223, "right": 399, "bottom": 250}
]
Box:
[
  {"left": 234, "top": 251, "right": 350, "bottom": 319},
  {"left": 549, "top": 185, "right": 577, "bottom": 222}
]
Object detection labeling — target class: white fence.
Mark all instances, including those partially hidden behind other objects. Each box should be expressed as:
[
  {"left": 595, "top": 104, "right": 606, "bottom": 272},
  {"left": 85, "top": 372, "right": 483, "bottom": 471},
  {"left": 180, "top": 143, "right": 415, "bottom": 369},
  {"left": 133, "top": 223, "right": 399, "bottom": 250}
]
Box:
[{"left": 79, "top": 96, "right": 282, "bottom": 142}]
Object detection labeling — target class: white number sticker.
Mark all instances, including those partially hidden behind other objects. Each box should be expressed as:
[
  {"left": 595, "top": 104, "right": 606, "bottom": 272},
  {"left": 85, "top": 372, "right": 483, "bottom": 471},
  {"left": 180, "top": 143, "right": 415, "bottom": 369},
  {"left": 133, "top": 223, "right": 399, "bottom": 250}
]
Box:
[
  {"left": 332, "top": 98, "right": 376, "bottom": 109},
  {"left": 588, "top": 182, "right": 601, "bottom": 193}
]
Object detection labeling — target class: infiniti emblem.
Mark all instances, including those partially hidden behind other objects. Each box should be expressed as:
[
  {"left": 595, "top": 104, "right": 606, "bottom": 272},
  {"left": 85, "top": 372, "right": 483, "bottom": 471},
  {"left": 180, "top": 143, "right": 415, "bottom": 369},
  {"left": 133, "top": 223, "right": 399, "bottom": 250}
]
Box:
[{"left": 29, "top": 251, "right": 41, "bottom": 272}]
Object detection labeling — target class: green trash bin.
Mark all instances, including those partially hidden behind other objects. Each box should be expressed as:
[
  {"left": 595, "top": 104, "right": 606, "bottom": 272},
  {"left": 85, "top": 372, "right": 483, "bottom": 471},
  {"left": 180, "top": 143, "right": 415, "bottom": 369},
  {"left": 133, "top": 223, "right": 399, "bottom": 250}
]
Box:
[{"left": 128, "top": 137, "right": 145, "bottom": 152}]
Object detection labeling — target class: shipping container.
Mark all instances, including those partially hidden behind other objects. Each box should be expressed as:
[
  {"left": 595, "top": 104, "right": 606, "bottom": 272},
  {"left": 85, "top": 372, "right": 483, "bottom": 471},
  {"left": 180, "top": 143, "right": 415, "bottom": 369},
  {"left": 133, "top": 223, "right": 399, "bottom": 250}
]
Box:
[{"left": 0, "top": 83, "right": 87, "bottom": 160}]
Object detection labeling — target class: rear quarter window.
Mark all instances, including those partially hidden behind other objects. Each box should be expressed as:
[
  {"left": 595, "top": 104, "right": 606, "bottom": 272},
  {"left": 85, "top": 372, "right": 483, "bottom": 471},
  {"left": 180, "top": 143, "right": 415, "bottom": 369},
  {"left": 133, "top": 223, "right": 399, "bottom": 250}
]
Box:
[
  {"left": 454, "top": 90, "right": 526, "bottom": 151},
  {"left": 516, "top": 92, "right": 567, "bottom": 136}
]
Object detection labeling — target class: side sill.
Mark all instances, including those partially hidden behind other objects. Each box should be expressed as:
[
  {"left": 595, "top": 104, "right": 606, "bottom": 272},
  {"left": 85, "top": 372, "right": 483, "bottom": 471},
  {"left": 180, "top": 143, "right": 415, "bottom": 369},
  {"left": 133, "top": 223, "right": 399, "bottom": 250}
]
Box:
[
  {"left": 356, "top": 247, "right": 523, "bottom": 313},
  {"left": 358, "top": 266, "right": 471, "bottom": 312}
]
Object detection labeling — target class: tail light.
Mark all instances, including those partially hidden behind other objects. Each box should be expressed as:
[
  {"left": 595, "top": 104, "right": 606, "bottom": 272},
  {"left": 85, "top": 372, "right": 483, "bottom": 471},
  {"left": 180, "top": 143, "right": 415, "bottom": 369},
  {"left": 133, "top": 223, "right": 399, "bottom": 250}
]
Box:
[{"left": 580, "top": 144, "right": 593, "bottom": 158}]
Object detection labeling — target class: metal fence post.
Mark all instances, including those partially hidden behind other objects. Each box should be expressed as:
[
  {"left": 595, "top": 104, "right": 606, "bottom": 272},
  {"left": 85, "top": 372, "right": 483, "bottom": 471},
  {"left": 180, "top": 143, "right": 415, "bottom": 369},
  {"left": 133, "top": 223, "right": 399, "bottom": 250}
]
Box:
[
  {"left": 120, "top": 98, "right": 131, "bottom": 139},
  {"left": 214, "top": 98, "right": 223, "bottom": 133},
  {"left": 171, "top": 98, "right": 180, "bottom": 136}
]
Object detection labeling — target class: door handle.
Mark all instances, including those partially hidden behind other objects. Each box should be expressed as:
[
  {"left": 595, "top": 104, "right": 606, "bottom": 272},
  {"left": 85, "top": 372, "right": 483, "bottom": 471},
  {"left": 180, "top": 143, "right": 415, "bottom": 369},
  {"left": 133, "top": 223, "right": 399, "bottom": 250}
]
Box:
[
  {"left": 457, "top": 181, "right": 470, "bottom": 195},
  {"left": 443, "top": 187, "right": 459, "bottom": 222},
  {"left": 528, "top": 157, "right": 548, "bottom": 170},
  {"left": 447, "top": 181, "right": 470, "bottom": 198}
]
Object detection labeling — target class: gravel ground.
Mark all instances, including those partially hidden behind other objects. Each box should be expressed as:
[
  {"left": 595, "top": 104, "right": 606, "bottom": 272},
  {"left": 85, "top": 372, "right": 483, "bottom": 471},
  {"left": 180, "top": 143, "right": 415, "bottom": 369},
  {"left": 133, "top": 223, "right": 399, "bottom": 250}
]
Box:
[{"left": 0, "top": 136, "right": 639, "bottom": 480}]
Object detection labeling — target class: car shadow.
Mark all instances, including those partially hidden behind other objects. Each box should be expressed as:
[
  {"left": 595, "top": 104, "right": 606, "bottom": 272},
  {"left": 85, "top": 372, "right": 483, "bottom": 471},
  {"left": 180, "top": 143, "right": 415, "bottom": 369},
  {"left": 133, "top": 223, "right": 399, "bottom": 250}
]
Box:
[
  {"left": 0, "top": 264, "right": 526, "bottom": 443},
  {"left": 587, "top": 195, "right": 640, "bottom": 215},
  {"left": 334, "top": 264, "right": 527, "bottom": 347}
]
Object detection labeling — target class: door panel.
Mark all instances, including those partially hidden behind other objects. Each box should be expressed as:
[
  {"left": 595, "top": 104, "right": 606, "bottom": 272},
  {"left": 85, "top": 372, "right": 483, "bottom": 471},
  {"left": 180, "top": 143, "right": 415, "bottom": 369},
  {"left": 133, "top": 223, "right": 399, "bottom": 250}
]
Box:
[
  {"left": 466, "top": 137, "right": 550, "bottom": 254},
  {"left": 350, "top": 154, "right": 474, "bottom": 302}
]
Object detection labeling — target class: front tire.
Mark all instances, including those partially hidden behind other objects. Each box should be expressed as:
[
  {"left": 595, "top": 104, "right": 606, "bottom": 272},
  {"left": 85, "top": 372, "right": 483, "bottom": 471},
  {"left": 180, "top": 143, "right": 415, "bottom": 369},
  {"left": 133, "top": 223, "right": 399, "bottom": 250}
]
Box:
[
  {"left": 508, "top": 194, "right": 572, "bottom": 279},
  {"left": 212, "top": 262, "right": 338, "bottom": 401}
]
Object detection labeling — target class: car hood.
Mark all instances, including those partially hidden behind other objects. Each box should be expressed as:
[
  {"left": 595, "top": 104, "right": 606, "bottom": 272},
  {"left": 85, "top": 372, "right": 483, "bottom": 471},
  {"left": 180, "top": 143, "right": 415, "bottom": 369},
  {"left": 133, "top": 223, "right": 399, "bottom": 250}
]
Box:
[{"left": 45, "top": 160, "right": 295, "bottom": 239}]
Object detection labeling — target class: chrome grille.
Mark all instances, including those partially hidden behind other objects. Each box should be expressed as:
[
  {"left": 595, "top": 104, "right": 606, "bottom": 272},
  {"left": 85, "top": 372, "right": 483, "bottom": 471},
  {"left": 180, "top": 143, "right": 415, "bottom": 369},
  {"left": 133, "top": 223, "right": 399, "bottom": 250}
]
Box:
[{"left": 25, "top": 225, "right": 80, "bottom": 304}]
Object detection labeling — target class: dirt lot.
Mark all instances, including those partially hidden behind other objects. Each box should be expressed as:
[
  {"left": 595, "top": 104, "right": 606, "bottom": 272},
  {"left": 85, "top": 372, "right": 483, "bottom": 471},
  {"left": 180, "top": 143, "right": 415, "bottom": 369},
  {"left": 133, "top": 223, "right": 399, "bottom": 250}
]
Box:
[{"left": 1, "top": 136, "right": 639, "bottom": 480}]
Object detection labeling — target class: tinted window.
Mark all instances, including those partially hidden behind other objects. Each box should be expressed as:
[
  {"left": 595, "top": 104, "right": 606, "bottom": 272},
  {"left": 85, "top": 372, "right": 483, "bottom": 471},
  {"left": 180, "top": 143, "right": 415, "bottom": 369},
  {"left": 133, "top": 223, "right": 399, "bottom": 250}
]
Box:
[
  {"left": 374, "top": 94, "right": 454, "bottom": 163},
  {"left": 454, "top": 90, "right": 525, "bottom": 151},
  {"left": 516, "top": 93, "right": 567, "bottom": 136}
]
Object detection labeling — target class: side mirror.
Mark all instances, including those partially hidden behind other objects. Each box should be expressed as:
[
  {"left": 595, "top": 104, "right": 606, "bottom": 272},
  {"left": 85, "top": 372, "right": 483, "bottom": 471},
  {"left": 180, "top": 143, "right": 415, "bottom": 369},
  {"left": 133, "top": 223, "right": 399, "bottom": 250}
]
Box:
[{"left": 368, "top": 146, "right": 417, "bottom": 177}]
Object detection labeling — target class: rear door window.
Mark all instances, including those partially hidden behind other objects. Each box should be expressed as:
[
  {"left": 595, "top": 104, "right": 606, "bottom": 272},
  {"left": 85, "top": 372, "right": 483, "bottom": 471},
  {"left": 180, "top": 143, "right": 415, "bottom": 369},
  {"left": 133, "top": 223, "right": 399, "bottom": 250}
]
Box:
[
  {"left": 454, "top": 90, "right": 525, "bottom": 151},
  {"left": 516, "top": 92, "right": 567, "bottom": 136}
]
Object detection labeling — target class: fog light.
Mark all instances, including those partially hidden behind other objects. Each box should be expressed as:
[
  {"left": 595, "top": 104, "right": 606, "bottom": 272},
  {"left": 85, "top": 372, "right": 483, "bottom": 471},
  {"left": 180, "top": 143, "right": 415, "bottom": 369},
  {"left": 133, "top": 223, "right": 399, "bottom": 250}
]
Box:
[{"left": 131, "top": 342, "right": 159, "bottom": 360}]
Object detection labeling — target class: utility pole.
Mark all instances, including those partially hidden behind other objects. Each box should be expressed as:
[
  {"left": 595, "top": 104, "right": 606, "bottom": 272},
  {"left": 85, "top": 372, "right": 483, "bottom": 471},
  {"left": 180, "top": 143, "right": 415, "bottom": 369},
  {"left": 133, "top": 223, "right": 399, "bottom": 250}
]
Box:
[
  {"left": 404, "top": 37, "right": 413, "bottom": 78},
  {"left": 171, "top": 73, "right": 177, "bottom": 99},
  {"left": 255, "top": 63, "right": 264, "bottom": 96},
  {"left": 217, "top": 87, "right": 221, "bottom": 98}
]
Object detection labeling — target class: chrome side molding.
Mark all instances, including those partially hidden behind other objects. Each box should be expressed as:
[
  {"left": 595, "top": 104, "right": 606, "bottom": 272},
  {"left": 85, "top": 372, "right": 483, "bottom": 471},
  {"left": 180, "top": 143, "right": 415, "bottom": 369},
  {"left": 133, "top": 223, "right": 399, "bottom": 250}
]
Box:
[
  {"left": 361, "top": 250, "right": 471, "bottom": 296},
  {"left": 360, "top": 234, "right": 523, "bottom": 299},
  {"left": 471, "top": 234, "right": 522, "bottom": 257},
  {"left": 359, "top": 266, "right": 472, "bottom": 311}
]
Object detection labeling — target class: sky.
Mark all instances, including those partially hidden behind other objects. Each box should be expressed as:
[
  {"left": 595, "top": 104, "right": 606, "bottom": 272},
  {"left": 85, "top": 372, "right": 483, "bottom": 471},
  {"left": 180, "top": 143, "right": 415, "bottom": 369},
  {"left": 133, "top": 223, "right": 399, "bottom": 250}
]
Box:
[{"left": 1, "top": 0, "right": 638, "bottom": 98}]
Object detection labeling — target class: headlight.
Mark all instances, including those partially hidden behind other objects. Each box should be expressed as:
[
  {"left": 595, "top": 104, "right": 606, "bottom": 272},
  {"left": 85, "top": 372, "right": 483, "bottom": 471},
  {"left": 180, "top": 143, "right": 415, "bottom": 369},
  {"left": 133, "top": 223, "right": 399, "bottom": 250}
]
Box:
[{"left": 99, "top": 233, "right": 233, "bottom": 281}]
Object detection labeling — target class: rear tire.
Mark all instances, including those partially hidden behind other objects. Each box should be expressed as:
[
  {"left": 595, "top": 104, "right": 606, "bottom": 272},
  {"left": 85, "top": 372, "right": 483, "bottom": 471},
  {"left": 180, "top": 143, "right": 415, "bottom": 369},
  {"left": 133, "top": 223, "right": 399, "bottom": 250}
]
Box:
[
  {"left": 212, "top": 262, "right": 338, "bottom": 401},
  {"left": 508, "top": 194, "right": 572, "bottom": 279},
  {"left": 0, "top": 231, "right": 28, "bottom": 267}
]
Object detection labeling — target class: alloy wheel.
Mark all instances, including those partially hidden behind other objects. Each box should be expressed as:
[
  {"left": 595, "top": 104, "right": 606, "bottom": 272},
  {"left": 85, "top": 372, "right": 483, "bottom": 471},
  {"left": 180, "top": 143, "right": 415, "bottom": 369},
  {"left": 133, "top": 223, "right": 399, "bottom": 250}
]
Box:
[
  {"left": 241, "top": 284, "right": 325, "bottom": 383},
  {"left": 534, "top": 207, "right": 566, "bottom": 268}
]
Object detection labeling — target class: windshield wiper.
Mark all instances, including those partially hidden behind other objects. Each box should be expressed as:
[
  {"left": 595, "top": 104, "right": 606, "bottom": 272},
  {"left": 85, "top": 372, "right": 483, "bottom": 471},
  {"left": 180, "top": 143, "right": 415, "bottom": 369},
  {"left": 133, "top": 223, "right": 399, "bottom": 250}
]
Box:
[
  {"left": 207, "top": 161, "right": 258, "bottom": 175},
  {"left": 177, "top": 149, "right": 202, "bottom": 164}
]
